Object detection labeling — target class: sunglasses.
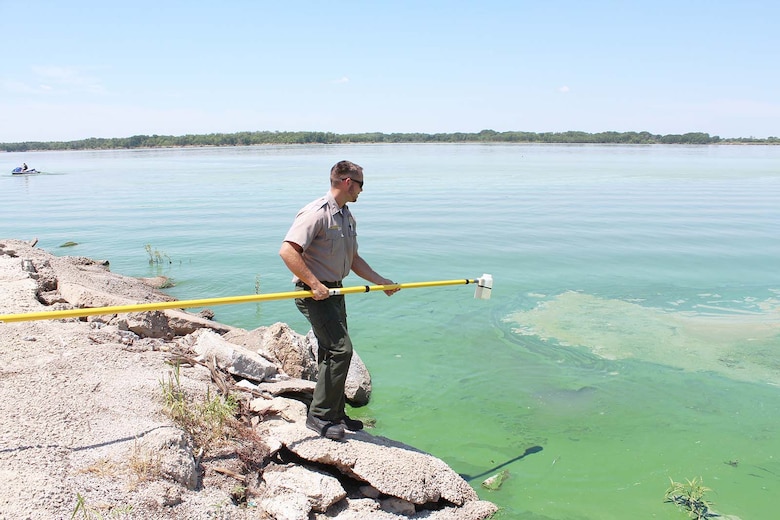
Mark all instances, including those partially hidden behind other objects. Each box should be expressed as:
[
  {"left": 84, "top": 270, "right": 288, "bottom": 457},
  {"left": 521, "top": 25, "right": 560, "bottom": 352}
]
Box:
[{"left": 344, "top": 177, "right": 363, "bottom": 188}]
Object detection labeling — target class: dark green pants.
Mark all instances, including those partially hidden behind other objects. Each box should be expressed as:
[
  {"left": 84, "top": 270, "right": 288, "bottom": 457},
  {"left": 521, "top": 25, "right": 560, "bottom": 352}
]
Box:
[{"left": 295, "top": 293, "right": 352, "bottom": 422}]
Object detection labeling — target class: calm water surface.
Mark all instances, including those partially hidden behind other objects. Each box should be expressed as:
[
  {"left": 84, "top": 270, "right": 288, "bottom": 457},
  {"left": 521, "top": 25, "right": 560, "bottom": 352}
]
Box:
[{"left": 2, "top": 144, "right": 779, "bottom": 519}]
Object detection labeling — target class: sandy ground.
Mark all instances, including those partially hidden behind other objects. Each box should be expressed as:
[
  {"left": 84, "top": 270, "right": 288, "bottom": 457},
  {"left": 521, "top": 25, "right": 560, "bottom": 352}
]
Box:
[{"left": 0, "top": 244, "right": 259, "bottom": 519}]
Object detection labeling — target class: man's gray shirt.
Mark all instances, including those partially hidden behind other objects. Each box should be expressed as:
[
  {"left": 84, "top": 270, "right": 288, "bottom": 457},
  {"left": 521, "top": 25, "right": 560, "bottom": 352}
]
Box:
[{"left": 283, "top": 192, "right": 358, "bottom": 282}]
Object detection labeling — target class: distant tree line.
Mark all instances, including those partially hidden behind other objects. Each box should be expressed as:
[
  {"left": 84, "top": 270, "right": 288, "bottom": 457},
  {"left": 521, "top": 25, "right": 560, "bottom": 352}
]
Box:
[{"left": 2, "top": 130, "right": 778, "bottom": 152}]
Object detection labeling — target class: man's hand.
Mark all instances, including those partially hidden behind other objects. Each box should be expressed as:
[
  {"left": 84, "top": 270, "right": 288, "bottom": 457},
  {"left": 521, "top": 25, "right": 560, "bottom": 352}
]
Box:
[
  {"left": 379, "top": 278, "right": 400, "bottom": 296},
  {"left": 311, "top": 281, "right": 331, "bottom": 300}
]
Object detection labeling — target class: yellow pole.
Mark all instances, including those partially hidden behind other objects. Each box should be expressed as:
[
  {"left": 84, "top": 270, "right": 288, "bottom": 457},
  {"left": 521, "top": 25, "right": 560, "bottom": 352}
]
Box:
[{"left": 0, "top": 278, "right": 480, "bottom": 324}]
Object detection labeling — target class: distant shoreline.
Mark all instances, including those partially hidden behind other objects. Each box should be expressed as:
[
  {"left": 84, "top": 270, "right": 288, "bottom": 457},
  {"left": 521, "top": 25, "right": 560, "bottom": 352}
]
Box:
[{"left": 3, "top": 129, "right": 778, "bottom": 153}]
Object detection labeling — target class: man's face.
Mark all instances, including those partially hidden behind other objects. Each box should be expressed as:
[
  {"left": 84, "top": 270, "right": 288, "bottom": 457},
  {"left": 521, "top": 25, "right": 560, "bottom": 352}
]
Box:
[{"left": 347, "top": 175, "right": 363, "bottom": 202}]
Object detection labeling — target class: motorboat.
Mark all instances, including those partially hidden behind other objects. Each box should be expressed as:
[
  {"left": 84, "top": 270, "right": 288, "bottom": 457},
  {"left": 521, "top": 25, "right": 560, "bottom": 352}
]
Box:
[{"left": 11, "top": 167, "right": 40, "bottom": 175}]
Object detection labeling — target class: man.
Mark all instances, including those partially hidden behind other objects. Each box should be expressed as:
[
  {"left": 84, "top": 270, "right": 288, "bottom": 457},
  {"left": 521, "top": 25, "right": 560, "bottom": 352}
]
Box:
[{"left": 280, "top": 160, "right": 399, "bottom": 440}]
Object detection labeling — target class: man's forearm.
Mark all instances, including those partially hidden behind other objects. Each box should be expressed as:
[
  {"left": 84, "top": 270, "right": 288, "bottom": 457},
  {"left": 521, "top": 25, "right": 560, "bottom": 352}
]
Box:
[{"left": 351, "top": 254, "right": 390, "bottom": 285}]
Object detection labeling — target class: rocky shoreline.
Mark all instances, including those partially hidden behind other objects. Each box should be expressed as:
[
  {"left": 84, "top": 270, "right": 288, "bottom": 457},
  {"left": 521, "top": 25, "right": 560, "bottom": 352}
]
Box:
[{"left": 0, "top": 239, "right": 498, "bottom": 520}]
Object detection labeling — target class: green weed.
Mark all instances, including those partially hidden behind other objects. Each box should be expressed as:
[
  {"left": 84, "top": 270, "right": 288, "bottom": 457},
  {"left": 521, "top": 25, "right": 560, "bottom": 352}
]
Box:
[
  {"left": 160, "top": 363, "right": 239, "bottom": 451},
  {"left": 144, "top": 244, "right": 171, "bottom": 265},
  {"left": 230, "top": 484, "right": 248, "bottom": 505},
  {"left": 664, "top": 476, "right": 714, "bottom": 519},
  {"left": 71, "top": 493, "right": 132, "bottom": 519}
]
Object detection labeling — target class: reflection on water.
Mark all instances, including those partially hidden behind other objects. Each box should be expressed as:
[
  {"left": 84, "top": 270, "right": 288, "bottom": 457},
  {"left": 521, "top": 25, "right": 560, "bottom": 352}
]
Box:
[{"left": 507, "top": 291, "right": 780, "bottom": 385}]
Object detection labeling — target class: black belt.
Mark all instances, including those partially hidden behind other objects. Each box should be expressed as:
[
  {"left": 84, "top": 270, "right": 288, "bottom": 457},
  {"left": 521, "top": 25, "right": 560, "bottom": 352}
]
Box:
[{"left": 295, "top": 280, "right": 343, "bottom": 290}]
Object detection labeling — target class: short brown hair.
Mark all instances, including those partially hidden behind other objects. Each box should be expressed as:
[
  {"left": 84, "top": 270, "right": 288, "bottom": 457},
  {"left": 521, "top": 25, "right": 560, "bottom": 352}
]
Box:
[{"left": 330, "top": 160, "right": 363, "bottom": 186}]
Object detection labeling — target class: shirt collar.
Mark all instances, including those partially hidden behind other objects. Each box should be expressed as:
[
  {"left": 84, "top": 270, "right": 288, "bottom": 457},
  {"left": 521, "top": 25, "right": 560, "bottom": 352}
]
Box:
[{"left": 325, "top": 192, "right": 348, "bottom": 216}]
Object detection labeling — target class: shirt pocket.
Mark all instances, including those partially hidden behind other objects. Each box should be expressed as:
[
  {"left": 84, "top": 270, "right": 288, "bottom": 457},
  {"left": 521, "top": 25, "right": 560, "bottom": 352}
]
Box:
[
  {"left": 325, "top": 227, "right": 344, "bottom": 254},
  {"left": 347, "top": 216, "right": 357, "bottom": 237}
]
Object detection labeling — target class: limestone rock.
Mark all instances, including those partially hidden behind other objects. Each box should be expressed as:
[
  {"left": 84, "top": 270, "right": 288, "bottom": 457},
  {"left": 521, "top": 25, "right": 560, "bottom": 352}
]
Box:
[
  {"left": 136, "top": 427, "right": 198, "bottom": 490},
  {"left": 53, "top": 256, "right": 175, "bottom": 308},
  {"left": 187, "top": 328, "right": 277, "bottom": 382},
  {"left": 124, "top": 310, "right": 175, "bottom": 339},
  {"left": 57, "top": 281, "right": 137, "bottom": 311},
  {"left": 163, "top": 308, "right": 235, "bottom": 336},
  {"left": 250, "top": 396, "right": 308, "bottom": 420},
  {"left": 264, "top": 322, "right": 319, "bottom": 379},
  {"left": 344, "top": 348, "right": 371, "bottom": 405},
  {"left": 260, "top": 402, "right": 483, "bottom": 508},
  {"left": 261, "top": 463, "right": 347, "bottom": 513},
  {"left": 256, "top": 377, "right": 317, "bottom": 396},
  {"left": 359, "top": 484, "right": 381, "bottom": 499},
  {"left": 260, "top": 491, "right": 311, "bottom": 520},
  {"left": 138, "top": 275, "right": 172, "bottom": 289},
  {"left": 224, "top": 322, "right": 316, "bottom": 379},
  {"left": 381, "top": 496, "right": 416, "bottom": 515},
  {"left": 226, "top": 324, "right": 372, "bottom": 405}
]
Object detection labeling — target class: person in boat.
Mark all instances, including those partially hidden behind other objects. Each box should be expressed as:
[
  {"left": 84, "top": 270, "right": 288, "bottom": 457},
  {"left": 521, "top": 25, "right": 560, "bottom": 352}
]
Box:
[
  {"left": 22, "top": 163, "right": 28, "bottom": 172},
  {"left": 280, "top": 160, "right": 399, "bottom": 440}
]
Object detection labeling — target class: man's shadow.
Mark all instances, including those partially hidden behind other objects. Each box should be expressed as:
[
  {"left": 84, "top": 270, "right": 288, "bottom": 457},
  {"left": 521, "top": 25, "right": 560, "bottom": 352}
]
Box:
[{"left": 460, "top": 445, "right": 543, "bottom": 482}]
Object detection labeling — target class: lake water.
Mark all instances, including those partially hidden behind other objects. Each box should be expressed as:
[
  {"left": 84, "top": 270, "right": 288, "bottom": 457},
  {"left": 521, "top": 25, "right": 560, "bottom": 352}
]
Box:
[{"left": 2, "top": 144, "right": 779, "bottom": 518}]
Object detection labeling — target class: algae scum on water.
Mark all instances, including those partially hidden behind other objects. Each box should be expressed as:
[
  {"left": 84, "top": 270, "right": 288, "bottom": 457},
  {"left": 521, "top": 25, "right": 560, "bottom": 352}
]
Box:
[{"left": 507, "top": 290, "right": 780, "bottom": 386}]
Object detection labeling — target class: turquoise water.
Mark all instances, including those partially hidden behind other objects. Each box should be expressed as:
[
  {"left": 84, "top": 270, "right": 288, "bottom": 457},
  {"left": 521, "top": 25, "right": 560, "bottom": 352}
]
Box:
[{"left": 2, "top": 144, "right": 779, "bottom": 518}]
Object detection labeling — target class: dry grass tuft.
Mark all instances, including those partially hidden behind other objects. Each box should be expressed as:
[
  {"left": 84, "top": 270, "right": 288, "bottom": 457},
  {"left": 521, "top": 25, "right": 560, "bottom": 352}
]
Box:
[
  {"left": 126, "top": 440, "right": 163, "bottom": 490},
  {"left": 79, "top": 457, "right": 120, "bottom": 478}
]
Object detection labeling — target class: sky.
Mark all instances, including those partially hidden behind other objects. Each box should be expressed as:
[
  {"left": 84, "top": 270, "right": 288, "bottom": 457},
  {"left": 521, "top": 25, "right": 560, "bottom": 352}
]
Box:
[{"left": 1, "top": 0, "right": 778, "bottom": 142}]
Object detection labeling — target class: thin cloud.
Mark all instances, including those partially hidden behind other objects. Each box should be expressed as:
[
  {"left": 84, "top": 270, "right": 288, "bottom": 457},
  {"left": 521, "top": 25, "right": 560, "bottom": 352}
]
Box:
[
  {"left": 558, "top": 86, "right": 570, "bottom": 93},
  {"left": 0, "top": 79, "right": 37, "bottom": 94},
  {"left": 331, "top": 76, "right": 350, "bottom": 84},
  {"left": 30, "top": 66, "right": 107, "bottom": 94}
]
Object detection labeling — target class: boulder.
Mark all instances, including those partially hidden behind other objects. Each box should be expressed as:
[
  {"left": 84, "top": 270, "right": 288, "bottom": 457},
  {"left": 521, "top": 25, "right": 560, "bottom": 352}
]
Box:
[
  {"left": 256, "top": 378, "right": 317, "bottom": 396},
  {"left": 2, "top": 242, "right": 228, "bottom": 339},
  {"left": 259, "top": 397, "right": 492, "bottom": 511},
  {"left": 224, "top": 322, "right": 316, "bottom": 379},
  {"left": 136, "top": 427, "right": 198, "bottom": 490},
  {"left": 57, "top": 281, "right": 136, "bottom": 311},
  {"left": 52, "top": 257, "right": 175, "bottom": 307},
  {"left": 259, "top": 491, "right": 311, "bottom": 520},
  {"left": 261, "top": 463, "right": 346, "bottom": 513},
  {"left": 163, "top": 308, "right": 235, "bottom": 336},
  {"left": 344, "top": 347, "right": 371, "bottom": 406},
  {"left": 138, "top": 276, "right": 172, "bottom": 289},
  {"left": 225, "top": 324, "right": 372, "bottom": 405},
  {"left": 250, "top": 396, "right": 309, "bottom": 419},
  {"left": 186, "top": 328, "right": 277, "bottom": 382},
  {"left": 122, "top": 310, "right": 175, "bottom": 339},
  {"left": 381, "top": 496, "right": 416, "bottom": 515}
]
